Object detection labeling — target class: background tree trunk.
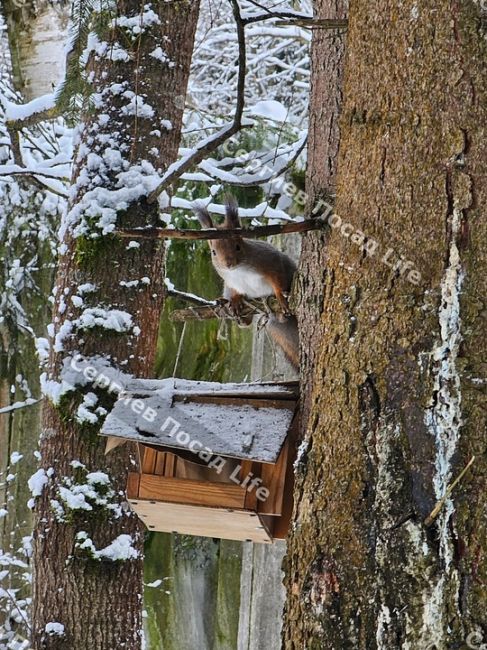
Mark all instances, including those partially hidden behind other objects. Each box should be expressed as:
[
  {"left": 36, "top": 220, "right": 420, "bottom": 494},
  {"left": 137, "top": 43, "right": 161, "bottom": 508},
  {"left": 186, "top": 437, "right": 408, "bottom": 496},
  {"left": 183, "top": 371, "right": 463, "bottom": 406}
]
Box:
[
  {"left": 284, "top": 0, "right": 487, "bottom": 647},
  {"left": 31, "top": 2, "right": 200, "bottom": 648},
  {"left": 2, "top": 0, "right": 69, "bottom": 99},
  {"left": 0, "top": 7, "right": 64, "bottom": 642}
]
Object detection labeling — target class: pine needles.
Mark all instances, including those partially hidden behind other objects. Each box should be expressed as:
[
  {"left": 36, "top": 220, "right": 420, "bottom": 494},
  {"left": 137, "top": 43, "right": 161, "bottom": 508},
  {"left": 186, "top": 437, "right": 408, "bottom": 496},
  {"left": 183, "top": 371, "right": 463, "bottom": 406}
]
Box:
[{"left": 55, "top": 0, "right": 112, "bottom": 124}]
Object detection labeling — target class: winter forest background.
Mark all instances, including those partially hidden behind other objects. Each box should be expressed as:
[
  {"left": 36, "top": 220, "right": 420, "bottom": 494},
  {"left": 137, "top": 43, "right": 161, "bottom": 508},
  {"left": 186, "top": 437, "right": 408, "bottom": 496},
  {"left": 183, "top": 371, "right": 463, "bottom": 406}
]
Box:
[
  {"left": 1, "top": 0, "right": 486, "bottom": 649},
  {"left": 1, "top": 1, "right": 309, "bottom": 647}
]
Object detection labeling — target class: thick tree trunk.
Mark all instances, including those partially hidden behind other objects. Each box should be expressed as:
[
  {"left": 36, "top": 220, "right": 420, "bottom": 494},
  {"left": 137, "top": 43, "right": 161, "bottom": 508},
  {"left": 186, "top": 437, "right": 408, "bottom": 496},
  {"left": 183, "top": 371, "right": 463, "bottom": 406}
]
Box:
[
  {"left": 284, "top": 0, "right": 348, "bottom": 638},
  {"left": 284, "top": 1, "right": 487, "bottom": 648},
  {"left": 293, "top": 0, "right": 348, "bottom": 427},
  {"left": 31, "top": 2, "right": 199, "bottom": 648}
]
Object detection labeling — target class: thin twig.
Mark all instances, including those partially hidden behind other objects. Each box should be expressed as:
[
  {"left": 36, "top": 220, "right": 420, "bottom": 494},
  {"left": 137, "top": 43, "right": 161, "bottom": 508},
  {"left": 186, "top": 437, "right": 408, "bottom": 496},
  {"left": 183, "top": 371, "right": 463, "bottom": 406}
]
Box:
[
  {"left": 242, "top": 0, "right": 311, "bottom": 24},
  {"left": 424, "top": 456, "right": 476, "bottom": 526},
  {"left": 172, "top": 321, "right": 187, "bottom": 377},
  {"left": 0, "top": 166, "right": 70, "bottom": 182},
  {"left": 146, "top": 0, "right": 247, "bottom": 203},
  {"left": 170, "top": 296, "right": 281, "bottom": 323},
  {"left": 117, "top": 218, "right": 326, "bottom": 241},
  {"left": 167, "top": 287, "right": 217, "bottom": 307},
  {"left": 0, "top": 398, "right": 42, "bottom": 415},
  {"left": 274, "top": 19, "right": 348, "bottom": 29}
]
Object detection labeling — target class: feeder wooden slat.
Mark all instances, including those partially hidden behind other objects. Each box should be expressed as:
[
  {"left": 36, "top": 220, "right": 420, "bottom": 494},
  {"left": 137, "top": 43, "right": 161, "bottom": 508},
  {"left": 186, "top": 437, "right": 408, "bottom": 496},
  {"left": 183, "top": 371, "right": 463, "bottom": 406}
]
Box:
[
  {"left": 128, "top": 500, "right": 273, "bottom": 543},
  {"left": 130, "top": 473, "right": 247, "bottom": 509}
]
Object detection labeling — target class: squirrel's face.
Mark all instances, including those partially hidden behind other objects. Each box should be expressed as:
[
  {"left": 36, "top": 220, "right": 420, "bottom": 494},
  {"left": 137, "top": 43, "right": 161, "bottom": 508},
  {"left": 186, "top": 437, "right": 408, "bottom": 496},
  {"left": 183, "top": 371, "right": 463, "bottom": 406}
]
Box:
[{"left": 209, "top": 237, "right": 245, "bottom": 270}]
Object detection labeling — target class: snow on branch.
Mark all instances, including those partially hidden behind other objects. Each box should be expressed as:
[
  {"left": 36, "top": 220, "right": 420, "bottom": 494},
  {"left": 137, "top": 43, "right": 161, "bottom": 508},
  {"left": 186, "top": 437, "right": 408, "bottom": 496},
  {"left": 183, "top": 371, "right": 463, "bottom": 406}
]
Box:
[
  {"left": 197, "top": 134, "right": 307, "bottom": 187},
  {"left": 147, "top": 0, "right": 248, "bottom": 203},
  {"left": 0, "top": 398, "right": 41, "bottom": 415},
  {"left": 1, "top": 93, "right": 58, "bottom": 129}
]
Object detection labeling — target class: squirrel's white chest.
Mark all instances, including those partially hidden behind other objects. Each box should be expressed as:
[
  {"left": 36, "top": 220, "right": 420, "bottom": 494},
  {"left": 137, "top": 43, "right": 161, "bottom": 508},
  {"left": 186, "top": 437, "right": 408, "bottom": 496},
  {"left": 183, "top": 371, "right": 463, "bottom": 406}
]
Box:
[{"left": 219, "top": 265, "right": 274, "bottom": 298}]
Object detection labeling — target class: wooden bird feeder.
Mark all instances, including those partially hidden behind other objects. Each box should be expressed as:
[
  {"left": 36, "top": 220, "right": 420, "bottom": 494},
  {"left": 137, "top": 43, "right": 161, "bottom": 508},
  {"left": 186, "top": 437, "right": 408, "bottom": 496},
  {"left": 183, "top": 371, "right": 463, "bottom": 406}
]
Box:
[{"left": 100, "top": 378, "right": 299, "bottom": 544}]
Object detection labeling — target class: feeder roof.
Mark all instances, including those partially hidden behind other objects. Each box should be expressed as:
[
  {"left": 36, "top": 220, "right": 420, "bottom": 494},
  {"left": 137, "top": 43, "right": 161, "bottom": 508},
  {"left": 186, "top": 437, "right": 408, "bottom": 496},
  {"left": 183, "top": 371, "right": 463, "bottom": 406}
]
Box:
[{"left": 100, "top": 378, "right": 298, "bottom": 464}]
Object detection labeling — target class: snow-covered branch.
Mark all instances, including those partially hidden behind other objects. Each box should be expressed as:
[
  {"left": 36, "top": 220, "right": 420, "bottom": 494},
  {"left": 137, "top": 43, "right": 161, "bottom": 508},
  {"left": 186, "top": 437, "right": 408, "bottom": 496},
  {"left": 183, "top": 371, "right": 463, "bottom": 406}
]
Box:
[{"left": 147, "top": 0, "right": 248, "bottom": 203}]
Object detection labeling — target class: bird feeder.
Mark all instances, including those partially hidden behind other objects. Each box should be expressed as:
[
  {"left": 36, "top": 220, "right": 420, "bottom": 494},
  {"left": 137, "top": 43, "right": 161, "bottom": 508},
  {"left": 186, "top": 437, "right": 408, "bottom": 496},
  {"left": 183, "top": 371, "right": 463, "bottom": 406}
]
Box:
[{"left": 100, "top": 378, "right": 298, "bottom": 543}]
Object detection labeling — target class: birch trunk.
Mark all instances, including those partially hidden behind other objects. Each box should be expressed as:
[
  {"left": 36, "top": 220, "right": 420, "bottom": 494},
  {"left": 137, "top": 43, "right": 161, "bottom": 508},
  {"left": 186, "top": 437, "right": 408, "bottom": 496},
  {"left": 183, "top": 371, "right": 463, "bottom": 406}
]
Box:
[
  {"left": 0, "top": 6, "right": 63, "bottom": 640},
  {"left": 2, "top": 0, "right": 68, "bottom": 100}
]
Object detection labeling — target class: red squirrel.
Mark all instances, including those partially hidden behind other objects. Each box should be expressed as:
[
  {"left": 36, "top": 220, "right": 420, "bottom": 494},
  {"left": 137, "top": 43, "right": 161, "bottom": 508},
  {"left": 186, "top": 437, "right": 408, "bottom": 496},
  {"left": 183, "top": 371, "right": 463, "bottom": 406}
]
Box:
[{"left": 194, "top": 196, "right": 299, "bottom": 370}]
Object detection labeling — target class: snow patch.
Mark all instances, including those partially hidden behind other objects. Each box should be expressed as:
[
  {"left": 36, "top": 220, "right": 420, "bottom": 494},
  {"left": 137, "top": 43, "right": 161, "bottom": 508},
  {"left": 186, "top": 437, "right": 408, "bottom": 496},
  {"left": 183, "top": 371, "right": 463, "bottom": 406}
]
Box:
[
  {"left": 45, "top": 622, "right": 65, "bottom": 636},
  {"left": 424, "top": 207, "right": 464, "bottom": 568},
  {"left": 75, "top": 532, "right": 139, "bottom": 562},
  {"left": 247, "top": 100, "right": 288, "bottom": 123},
  {"left": 28, "top": 469, "right": 48, "bottom": 497}
]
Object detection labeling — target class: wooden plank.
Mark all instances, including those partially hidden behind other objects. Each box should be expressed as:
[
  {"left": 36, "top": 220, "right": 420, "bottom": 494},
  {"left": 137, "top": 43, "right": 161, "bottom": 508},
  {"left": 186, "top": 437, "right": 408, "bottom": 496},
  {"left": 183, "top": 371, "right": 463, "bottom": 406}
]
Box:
[
  {"left": 271, "top": 414, "right": 299, "bottom": 539},
  {"left": 141, "top": 446, "right": 157, "bottom": 474},
  {"left": 128, "top": 500, "right": 273, "bottom": 543},
  {"left": 137, "top": 473, "right": 247, "bottom": 509},
  {"left": 241, "top": 461, "right": 259, "bottom": 511},
  {"left": 258, "top": 438, "right": 290, "bottom": 516},
  {"left": 173, "top": 395, "right": 296, "bottom": 409},
  {"left": 126, "top": 472, "right": 140, "bottom": 499},
  {"left": 123, "top": 377, "right": 299, "bottom": 399},
  {"left": 164, "top": 452, "right": 176, "bottom": 477},
  {"left": 154, "top": 451, "right": 166, "bottom": 476}
]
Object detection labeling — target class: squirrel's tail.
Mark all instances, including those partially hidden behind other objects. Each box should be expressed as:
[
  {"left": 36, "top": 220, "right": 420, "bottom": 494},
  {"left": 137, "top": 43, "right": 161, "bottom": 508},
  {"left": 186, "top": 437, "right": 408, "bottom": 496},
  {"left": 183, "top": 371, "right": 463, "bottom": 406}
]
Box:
[{"left": 266, "top": 314, "right": 299, "bottom": 371}]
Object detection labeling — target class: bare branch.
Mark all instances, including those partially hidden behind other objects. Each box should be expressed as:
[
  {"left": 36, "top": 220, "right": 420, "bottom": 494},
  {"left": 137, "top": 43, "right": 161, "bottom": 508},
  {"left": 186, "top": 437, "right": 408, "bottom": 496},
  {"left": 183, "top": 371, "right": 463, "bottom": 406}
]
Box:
[
  {"left": 274, "top": 19, "right": 348, "bottom": 30},
  {"left": 117, "top": 218, "right": 326, "bottom": 241},
  {"left": 170, "top": 296, "right": 283, "bottom": 323},
  {"left": 242, "top": 0, "right": 311, "bottom": 24},
  {"left": 147, "top": 0, "right": 247, "bottom": 204},
  {"left": 241, "top": 1, "right": 347, "bottom": 28},
  {"left": 166, "top": 287, "right": 217, "bottom": 307}
]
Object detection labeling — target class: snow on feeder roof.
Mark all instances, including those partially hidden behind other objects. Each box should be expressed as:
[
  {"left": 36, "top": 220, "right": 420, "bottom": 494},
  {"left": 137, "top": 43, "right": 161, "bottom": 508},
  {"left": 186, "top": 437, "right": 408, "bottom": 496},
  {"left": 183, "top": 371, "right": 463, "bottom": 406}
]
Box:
[{"left": 100, "top": 378, "right": 298, "bottom": 464}]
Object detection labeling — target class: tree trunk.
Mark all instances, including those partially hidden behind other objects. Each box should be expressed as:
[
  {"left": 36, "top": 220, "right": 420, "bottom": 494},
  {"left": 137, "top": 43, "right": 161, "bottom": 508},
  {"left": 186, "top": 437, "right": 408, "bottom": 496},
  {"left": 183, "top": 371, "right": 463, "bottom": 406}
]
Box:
[
  {"left": 31, "top": 2, "right": 199, "bottom": 648},
  {"left": 284, "top": 0, "right": 348, "bottom": 638},
  {"left": 2, "top": 0, "right": 69, "bottom": 100},
  {"left": 284, "top": 1, "right": 487, "bottom": 647},
  {"left": 0, "top": 8, "right": 63, "bottom": 642},
  {"left": 293, "top": 0, "right": 348, "bottom": 428}
]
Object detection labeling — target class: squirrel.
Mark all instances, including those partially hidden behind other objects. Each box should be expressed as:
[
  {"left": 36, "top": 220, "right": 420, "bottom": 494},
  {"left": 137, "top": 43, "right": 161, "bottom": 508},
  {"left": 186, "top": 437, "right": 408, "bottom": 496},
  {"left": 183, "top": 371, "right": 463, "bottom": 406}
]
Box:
[{"left": 194, "top": 195, "right": 299, "bottom": 371}]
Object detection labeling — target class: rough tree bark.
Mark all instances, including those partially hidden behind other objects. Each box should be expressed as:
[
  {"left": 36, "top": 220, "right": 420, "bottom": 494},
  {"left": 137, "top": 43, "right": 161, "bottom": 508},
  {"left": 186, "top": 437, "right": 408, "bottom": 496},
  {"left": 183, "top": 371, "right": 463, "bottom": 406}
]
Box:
[
  {"left": 292, "top": 0, "right": 348, "bottom": 428},
  {"left": 284, "top": 1, "right": 486, "bottom": 648},
  {"left": 31, "top": 1, "right": 199, "bottom": 648}
]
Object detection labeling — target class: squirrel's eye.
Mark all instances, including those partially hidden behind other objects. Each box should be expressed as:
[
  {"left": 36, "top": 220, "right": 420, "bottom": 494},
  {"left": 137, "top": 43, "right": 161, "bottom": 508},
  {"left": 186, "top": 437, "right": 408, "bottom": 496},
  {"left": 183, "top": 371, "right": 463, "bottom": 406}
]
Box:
[
  {"left": 211, "top": 250, "right": 216, "bottom": 255},
  {"left": 236, "top": 244, "right": 241, "bottom": 251}
]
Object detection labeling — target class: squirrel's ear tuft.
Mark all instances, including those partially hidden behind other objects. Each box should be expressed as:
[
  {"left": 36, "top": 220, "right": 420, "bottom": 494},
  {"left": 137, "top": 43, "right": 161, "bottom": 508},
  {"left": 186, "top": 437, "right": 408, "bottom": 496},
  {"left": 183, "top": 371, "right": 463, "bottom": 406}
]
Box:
[
  {"left": 194, "top": 203, "right": 214, "bottom": 229},
  {"left": 223, "top": 194, "right": 241, "bottom": 229}
]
